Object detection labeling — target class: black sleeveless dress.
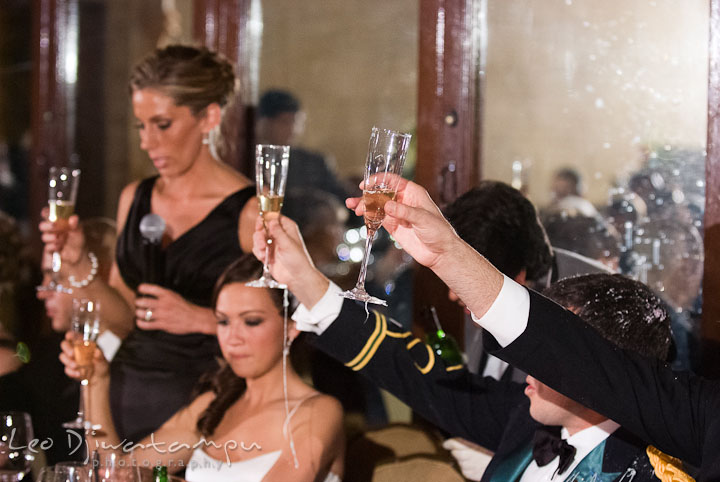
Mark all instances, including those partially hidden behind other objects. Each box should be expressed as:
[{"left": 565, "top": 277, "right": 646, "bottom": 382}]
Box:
[{"left": 110, "top": 177, "right": 254, "bottom": 442}]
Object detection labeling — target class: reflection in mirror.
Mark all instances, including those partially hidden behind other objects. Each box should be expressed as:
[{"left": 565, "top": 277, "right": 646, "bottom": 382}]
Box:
[
  {"left": 479, "top": 0, "right": 708, "bottom": 372},
  {"left": 258, "top": 0, "right": 419, "bottom": 304}
]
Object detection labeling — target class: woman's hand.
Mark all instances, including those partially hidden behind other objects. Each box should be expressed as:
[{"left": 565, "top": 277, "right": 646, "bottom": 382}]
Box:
[
  {"left": 59, "top": 331, "right": 108, "bottom": 382},
  {"left": 135, "top": 284, "right": 216, "bottom": 335},
  {"left": 39, "top": 208, "right": 86, "bottom": 265}
]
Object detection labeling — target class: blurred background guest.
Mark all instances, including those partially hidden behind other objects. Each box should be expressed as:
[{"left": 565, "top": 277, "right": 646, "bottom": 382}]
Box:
[{"left": 256, "top": 89, "right": 349, "bottom": 203}]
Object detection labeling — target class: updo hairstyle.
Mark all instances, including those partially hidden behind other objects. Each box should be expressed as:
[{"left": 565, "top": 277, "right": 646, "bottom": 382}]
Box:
[{"left": 129, "top": 44, "right": 236, "bottom": 115}]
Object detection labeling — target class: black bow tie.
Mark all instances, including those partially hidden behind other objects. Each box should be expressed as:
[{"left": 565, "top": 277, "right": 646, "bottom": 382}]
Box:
[{"left": 532, "top": 426, "right": 577, "bottom": 476}]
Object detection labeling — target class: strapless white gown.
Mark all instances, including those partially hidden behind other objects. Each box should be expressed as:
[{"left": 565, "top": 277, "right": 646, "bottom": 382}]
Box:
[{"left": 185, "top": 448, "right": 341, "bottom": 482}]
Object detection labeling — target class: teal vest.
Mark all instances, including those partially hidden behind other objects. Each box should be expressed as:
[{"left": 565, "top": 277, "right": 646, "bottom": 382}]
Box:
[{"left": 490, "top": 440, "right": 624, "bottom": 482}]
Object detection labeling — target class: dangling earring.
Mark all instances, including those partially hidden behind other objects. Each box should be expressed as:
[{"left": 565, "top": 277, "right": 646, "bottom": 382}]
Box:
[{"left": 202, "top": 133, "right": 210, "bottom": 145}]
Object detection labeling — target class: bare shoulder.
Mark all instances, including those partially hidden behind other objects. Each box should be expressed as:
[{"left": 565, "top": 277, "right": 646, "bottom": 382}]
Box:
[
  {"left": 306, "top": 393, "right": 343, "bottom": 425},
  {"left": 216, "top": 162, "right": 253, "bottom": 193},
  {"left": 116, "top": 180, "right": 142, "bottom": 229},
  {"left": 163, "top": 390, "right": 215, "bottom": 430}
]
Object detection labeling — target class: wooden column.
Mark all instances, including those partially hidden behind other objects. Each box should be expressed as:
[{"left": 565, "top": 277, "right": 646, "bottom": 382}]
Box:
[
  {"left": 30, "top": 0, "right": 73, "bottom": 255},
  {"left": 414, "top": 0, "right": 481, "bottom": 342},
  {"left": 702, "top": 0, "right": 720, "bottom": 378},
  {"left": 193, "top": 0, "right": 257, "bottom": 177}
]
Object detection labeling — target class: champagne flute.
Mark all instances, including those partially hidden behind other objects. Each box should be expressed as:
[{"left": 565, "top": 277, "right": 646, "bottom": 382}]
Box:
[
  {"left": 0, "top": 412, "right": 34, "bottom": 481},
  {"left": 39, "top": 167, "right": 81, "bottom": 293},
  {"left": 53, "top": 462, "right": 93, "bottom": 482},
  {"left": 63, "top": 299, "right": 101, "bottom": 433},
  {"left": 94, "top": 452, "right": 141, "bottom": 482},
  {"left": 246, "top": 144, "right": 290, "bottom": 289},
  {"left": 340, "top": 127, "right": 411, "bottom": 305}
]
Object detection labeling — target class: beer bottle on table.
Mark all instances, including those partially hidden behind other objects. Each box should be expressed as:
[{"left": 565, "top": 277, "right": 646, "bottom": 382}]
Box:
[
  {"left": 425, "top": 306, "right": 464, "bottom": 366},
  {"left": 152, "top": 465, "right": 168, "bottom": 482}
]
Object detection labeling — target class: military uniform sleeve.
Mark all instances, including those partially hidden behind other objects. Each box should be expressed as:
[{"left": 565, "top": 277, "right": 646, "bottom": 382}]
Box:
[{"left": 309, "top": 299, "right": 526, "bottom": 451}]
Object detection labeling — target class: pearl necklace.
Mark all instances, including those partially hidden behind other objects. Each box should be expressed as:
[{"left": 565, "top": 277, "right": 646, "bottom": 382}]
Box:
[{"left": 68, "top": 251, "right": 99, "bottom": 289}]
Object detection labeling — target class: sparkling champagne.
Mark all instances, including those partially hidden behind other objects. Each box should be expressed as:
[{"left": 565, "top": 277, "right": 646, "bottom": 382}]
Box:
[
  {"left": 73, "top": 339, "right": 97, "bottom": 367},
  {"left": 259, "top": 194, "right": 284, "bottom": 221},
  {"left": 363, "top": 187, "right": 396, "bottom": 230},
  {"left": 48, "top": 200, "right": 75, "bottom": 223}
]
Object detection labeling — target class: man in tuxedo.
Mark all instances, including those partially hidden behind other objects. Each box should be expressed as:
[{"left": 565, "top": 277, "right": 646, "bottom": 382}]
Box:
[
  {"left": 253, "top": 214, "right": 673, "bottom": 481},
  {"left": 327, "top": 178, "right": 711, "bottom": 479}
]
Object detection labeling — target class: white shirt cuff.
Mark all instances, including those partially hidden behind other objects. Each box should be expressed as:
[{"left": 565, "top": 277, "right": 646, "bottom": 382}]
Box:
[
  {"left": 97, "top": 330, "right": 122, "bottom": 362},
  {"left": 291, "top": 282, "right": 344, "bottom": 335},
  {"left": 470, "top": 274, "right": 530, "bottom": 347}
]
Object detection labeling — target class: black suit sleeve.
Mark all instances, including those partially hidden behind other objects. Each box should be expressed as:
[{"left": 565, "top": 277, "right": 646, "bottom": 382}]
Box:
[
  {"left": 485, "top": 289, "right": 720, "bottom": 468},
  {"left": 309, "top": 299, "right": 526, "bottom": 451}
]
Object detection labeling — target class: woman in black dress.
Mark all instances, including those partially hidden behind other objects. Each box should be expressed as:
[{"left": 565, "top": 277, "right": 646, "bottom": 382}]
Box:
[{"left": 41, "top": 45, "right": 258, "bottom": 441}]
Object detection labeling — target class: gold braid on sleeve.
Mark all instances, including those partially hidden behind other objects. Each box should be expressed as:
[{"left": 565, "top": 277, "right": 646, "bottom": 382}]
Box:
[{"left": 646, "top": 445, "right": 695, "bottom": 482}]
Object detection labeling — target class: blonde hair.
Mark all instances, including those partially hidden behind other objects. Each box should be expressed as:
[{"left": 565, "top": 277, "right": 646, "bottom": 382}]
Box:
[{"left": 129, "top": 45, "right": 236, "bottom": 115}]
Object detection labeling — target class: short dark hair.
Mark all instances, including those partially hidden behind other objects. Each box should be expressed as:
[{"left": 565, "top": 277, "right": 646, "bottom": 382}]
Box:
[
  {"left": 543, "top": 273, "right": 672, "bottom": 360},
  {"left": 444, "top": 181, "right": 553, "bottom": 281},
  {"left": 258, "top": 89, "right": 301, "bottom": 118},
  {"left": 555, "top": 168, "right": 581, "bottom": 190}
]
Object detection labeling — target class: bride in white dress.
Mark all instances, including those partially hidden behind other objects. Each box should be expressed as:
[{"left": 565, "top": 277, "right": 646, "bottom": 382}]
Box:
[{"left": 60, "top": 255, "right": 345, "bottom": 481}]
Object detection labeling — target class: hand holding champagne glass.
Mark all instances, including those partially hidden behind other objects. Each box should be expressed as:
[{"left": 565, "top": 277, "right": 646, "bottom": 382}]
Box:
[
  {"left": 41, "top": 167, "right": 81, "bottom": 293},
  {"left": 63, "top": 298, "right": 101, "bottom": 432},
  {"left": 247, "top": 144, "right": 290, "bottom": 289},
  {"left": 340, "top": 127, "right": 411, "bottom": 305}
]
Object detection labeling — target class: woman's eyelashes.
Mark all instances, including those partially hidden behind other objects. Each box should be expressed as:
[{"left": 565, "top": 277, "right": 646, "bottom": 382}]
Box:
[
  {"left": 216, "top": 316, "right": 264, "bottom": 327},
  {"left": 133, "top": 120, "right": 172, "bottom": 131},
  {"left": 244, "top": 317, "right": 263, "bottom": 327}
]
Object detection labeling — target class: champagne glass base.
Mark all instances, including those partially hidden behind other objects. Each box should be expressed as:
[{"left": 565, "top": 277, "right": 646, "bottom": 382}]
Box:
[
  {"left": 245, "top": 277, "right": 287, "bottom": 289},
  {"left": 62, "top": 419, "right": 102, "bottom": 431},
  {"left": 339, "top": 288, "right": 387, "bottom": 306}
]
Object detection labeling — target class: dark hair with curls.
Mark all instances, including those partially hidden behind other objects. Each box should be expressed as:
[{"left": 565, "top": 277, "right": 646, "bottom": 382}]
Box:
[
  {"left": 444, "top": 181, "right": 553, "bottom": 282},
  {"left": 543, "top": 273, "right": 672, "bottom": 360},
  {"left": 195, "top": 255, "right": 285, "bottom": 436},
  {"left": 129, "top": 44, "right": 236, "bottom": 115}
]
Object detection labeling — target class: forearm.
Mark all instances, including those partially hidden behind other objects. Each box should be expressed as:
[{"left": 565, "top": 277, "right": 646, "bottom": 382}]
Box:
[
  {"left": 285, "top": 264, "right": 330, "bottom": 309},
  {"left": 431, "top": 237, "right": 504, "bottom": 319},
  {"left": 86, "top": 375, "right": 122, "bottom": 450}
]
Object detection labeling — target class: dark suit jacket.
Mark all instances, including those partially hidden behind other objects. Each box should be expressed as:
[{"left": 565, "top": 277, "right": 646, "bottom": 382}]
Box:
[
  {"left": 486, "top": 290, "right": 717, "bottom": 479},
  {"left": 311, "top": 300, "right": 657, "bottom": 481}
]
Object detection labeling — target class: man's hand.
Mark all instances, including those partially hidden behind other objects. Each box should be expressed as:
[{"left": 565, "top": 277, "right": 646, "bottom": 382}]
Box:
[
  {"left": 253, "top": 216, "right": 329, "bottom": 308},
  {"left": 346, "top": 178, "right": 461, "bottom": 270}
]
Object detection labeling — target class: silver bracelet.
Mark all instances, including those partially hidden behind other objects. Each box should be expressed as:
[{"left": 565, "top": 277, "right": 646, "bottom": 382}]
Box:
[{"left": 68, "top": 251, "right": 99, "bottom": 289}]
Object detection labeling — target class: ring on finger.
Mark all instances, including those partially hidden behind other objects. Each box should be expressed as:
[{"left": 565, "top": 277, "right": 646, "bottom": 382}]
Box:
[{"left": 144, "top": 309, "right": 153, "bottom": 322}]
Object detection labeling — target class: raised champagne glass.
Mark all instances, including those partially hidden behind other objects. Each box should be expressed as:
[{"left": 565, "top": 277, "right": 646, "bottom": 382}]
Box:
[
  {"left": 246, "top": 144, "right": 290, "bottom": 289},
  {"left": 63, "top": 298, "right": 101, "bottom": 432},
  {"left": 340, "top": 127, "right": 411, "bottom": 305},
  {"left": 40, "top": 167, "right": 81, "bottom": 293}
]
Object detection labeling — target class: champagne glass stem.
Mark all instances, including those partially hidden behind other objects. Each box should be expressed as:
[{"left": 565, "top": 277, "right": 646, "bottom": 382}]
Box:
[
  {"left": 354, "top": 229, "right": 376, "bottom": 290},
  {"left": 263, "top": 242, "right": 272, "bottom": 278}
]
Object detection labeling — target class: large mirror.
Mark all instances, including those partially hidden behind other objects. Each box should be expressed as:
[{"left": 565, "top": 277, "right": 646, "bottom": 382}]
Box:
[{"left": 478, "top": 0, "right": 708, "bottom": 371}]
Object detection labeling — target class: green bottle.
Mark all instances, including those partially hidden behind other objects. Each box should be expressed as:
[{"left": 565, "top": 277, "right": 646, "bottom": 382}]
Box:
[
  {"left": 152, "top": 466, "right": 168, "bottom": 482},
  {"left": 425, "top": 306, "right": 464, "bottom": 366}
]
